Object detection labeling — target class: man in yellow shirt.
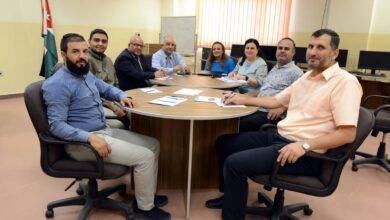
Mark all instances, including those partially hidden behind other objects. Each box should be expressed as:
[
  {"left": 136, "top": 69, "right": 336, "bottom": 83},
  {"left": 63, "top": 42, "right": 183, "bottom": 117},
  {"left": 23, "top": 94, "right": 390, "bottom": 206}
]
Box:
[{"left": 205, "top": 29, "right": 362, "bottom": 220}]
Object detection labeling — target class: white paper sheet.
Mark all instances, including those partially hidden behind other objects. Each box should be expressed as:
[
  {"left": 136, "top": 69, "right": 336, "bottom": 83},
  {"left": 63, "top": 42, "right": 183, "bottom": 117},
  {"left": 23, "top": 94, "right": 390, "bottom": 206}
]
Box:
[
  {"left": 140, "top": 87, "right": 162, "bottom": 94},
  {"left": 149, "top": 96, "right": 187, "bottom": 106},
  {"left": 173, "top": 88, "right": 203, "bottom": 96}
]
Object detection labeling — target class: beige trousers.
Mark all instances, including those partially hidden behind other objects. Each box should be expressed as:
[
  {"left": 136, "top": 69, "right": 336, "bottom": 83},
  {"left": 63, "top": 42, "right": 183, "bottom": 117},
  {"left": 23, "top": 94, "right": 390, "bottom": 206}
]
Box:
[{"left": 65, "top": 127, "right": 159, "bottom": 211}]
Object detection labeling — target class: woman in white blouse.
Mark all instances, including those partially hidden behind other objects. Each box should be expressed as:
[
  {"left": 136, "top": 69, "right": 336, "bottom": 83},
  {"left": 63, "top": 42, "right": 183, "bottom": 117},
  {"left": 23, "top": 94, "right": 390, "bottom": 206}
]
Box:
[{"left": 229, "top": 38, "right": 268, "bottom": 95}]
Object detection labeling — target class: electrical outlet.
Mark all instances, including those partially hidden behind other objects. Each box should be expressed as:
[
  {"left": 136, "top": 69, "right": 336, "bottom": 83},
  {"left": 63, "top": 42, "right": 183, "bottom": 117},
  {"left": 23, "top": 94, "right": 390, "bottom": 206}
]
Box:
[{"left": 135, "top": 32, "right": 140, "bottom": 36}]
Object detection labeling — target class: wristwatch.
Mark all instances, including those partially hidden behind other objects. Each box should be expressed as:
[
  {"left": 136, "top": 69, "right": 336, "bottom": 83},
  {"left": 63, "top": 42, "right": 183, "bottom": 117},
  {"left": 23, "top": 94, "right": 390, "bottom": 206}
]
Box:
[{"left": 301, "top": 142, "right": 311, "bottom": 152}]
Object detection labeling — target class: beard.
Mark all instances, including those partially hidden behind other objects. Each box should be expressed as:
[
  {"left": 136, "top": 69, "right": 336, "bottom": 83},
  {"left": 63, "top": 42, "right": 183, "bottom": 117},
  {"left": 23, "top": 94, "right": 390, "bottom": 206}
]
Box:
[{"left": 65, "top": 57, "right": 90, "bottom": 76}]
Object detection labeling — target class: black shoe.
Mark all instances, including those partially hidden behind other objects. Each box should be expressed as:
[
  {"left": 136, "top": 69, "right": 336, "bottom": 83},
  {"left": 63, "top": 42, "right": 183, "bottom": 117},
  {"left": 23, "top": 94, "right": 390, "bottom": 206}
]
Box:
[
  {"left": 205, "top": 195, "right": 224, "bottom": 209},
  {"left": 154, "top": 195, "right": 168, "bottom": 207},
  {"left": 134, "top": 207, "right": 171, "bottom": 220},
  {"left": 134, "top": 195, "right": 169, "bottom": 208}
]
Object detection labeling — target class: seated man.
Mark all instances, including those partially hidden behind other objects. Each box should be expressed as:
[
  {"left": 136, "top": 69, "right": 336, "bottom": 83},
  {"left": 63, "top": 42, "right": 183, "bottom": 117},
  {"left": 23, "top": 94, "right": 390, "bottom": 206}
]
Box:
[
  {"left": 204, "top": 29, "right": 362, "bottom": 220},
  {"left": 42, "top": 33, "right": 170, "bottom": 220},
  {"left": 88, "top": 28, "right": 127, "bottom": 129},
  {"left": 239, "top": 37, "right": 303, "bottom": 132},
  {"left": 114, "top": 35, "right": 166, "bottom": 90},
  {"left": 152, "top": 35, "right": 190, "bottom": 75}
]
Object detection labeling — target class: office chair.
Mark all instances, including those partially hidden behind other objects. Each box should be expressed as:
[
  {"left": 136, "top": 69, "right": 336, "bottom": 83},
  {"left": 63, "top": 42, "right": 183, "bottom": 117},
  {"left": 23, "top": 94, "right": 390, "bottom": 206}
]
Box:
[
  {"left": 246, "top": 107, "right": 374, "bottom": 219},
  {"left": 24, "top": 81, "right": 133, "bottom": 220},
  {"left": 265, "top": 60, "right": 277, "bottom": 72},
  {"left": 352, "top": 95, "right": 390, "bottom": 172}
]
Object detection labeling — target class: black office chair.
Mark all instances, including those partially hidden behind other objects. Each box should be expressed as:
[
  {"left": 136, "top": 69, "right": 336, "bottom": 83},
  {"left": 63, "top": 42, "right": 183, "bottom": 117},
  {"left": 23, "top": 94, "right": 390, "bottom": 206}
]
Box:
[
  {"left": 24, "top": 81, "right": 133, "bottom": 220},
  {"left": 246, "top": 107, "right": 374, "bottom": 219},
  {"left": 265, "top": 60, "right": 277, "bottom": 72},
  {"left": 352, "top": 95, "right": 390, "bottom": 172}
]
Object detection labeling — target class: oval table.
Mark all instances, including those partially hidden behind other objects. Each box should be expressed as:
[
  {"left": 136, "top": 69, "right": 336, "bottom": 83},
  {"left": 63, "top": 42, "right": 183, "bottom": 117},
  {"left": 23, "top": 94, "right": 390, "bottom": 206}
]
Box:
[
  {"left": 125, "top": 86, "right": 257, "bottom": 219},
  {"left": 150, "top": 74, "right": 245, "bottom": 89}
]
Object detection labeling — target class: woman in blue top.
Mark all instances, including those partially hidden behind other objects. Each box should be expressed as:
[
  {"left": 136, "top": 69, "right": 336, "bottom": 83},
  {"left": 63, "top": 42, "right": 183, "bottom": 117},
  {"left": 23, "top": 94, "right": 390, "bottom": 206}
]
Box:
[
  {"left": 206, "top": 41, "right": 235, "bottom": 76},
  {"left": 229, "top": 38, "right": 268, "bottom": 95}
]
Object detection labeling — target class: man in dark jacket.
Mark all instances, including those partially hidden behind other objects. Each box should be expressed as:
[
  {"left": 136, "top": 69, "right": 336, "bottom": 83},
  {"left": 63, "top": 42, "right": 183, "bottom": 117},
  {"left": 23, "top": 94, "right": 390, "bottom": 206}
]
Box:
[{"left": 114, "top": 35, "right": 166, "bottom": 90}]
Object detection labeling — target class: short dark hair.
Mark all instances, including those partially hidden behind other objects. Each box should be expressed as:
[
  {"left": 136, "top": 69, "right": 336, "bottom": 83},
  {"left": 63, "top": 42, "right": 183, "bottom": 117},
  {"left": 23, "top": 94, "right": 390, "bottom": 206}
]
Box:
[
  {"left": 239, "top": 38, "right": 263, "bottom": 66},
  {"left": 312, "top": 29, "right": 340, "bottom": 50},
  {"left": 89, "top": 28, "right": 108, "bottom": 40},
  {"left": 60, "top": 33, "right": 85, "bottom": 52},
  {"left": 278, "top": 37, "right": 296, "bottom": 50}
]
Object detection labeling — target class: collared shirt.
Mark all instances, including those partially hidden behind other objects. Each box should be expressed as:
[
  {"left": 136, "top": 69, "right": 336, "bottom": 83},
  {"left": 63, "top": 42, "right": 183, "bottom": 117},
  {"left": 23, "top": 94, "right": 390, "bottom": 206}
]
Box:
[
  {"left": 42, "top": 67, "right": 126, "bottom": 142},
  {"left": 152, "top": 49, "right": 186, "bottom": 74},
  {"left": 233, "top": 57, "right": 268, "bottom": 94},
  {"left": 275, "top": 63, "right": 362, "bottom": 152},
  {"left": 257, "top": 61, "right": 303, "bottom": 112},
  {"left": 88, "top": 49, "right": 118, "bottom": 87}
]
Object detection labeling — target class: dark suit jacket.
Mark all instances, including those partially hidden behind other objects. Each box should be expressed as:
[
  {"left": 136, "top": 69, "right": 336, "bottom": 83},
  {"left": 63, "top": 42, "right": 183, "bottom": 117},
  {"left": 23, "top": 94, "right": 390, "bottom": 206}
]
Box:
[{"left": 114, "top": 49, "right": 157, "bottom": 90}]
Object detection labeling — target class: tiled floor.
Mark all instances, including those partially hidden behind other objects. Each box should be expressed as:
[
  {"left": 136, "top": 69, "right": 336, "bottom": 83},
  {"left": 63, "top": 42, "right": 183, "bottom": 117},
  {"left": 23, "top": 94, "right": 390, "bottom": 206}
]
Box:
[{"left": 0, "top": 97, "right": 389, "bottom": 220}]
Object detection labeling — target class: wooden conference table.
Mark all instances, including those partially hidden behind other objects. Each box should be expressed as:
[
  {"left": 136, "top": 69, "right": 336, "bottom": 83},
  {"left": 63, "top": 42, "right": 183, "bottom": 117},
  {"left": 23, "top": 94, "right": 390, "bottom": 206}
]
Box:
[
  {"left": 125, "top": 86, "right": 257, "bottom": 219},
  {"left": 150, "top": 74, "right": 245, "bottom": 89}
]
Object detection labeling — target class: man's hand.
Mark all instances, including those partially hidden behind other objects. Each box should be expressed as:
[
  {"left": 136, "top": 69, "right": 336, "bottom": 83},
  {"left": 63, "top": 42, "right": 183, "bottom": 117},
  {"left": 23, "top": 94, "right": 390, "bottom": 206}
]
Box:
[
  {"left": 222, "top": 92, "right": 247, "bottom": 105},
  {"left": 120, "top": 97, "right": 136, "bottom": 108},
  {"left": 154, "top": 70, "right": 166, "bottom": 78},
  {"left": 277, "top": 142, "right": 306, "bottom": 166},
  {"left": 228, "top": 71, "right": 238, "bottom": 79},
  {"left": 109, "top": 103, "right": 126, "bottom": 117},
  {"left": 267, "top": 107, "right": 285, "bottom": 120},
  {"left": 173, "top": 65, "right": 184, "bottom": 73},
  {"left": 88, "top": 133, "right": 111, "bottom": 158},
  {"left": 247, "top": 78, "right": 257, "bottom": 87},
  {"left": 184, "top": 66, "right": 191, "bottom": 74}
]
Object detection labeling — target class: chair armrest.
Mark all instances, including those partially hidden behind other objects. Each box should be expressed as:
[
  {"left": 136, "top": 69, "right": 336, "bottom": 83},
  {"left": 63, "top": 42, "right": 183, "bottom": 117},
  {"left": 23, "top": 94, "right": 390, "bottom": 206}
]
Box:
[
  {"left": 362, "top": 95, "right": 390, "bottom": 107},
  {"left": 105, "top": 115, "right": 120, "bottom": 120},
  {"left": 269, "top": 151, "right": 343, "bottom": 184},
  {"left": 259, "top": 124, "right": 277, "bottom": 131},
  {"left": 38, "top": 133, "right": 105, "bottom": 177},
  {"left": 373, "top": 104, "right": 390, "bottom": 117}
]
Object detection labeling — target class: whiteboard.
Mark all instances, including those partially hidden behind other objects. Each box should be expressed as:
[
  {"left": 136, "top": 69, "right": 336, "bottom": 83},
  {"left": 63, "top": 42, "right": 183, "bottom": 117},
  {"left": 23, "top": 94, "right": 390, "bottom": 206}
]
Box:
[{"left": 160, "top": 16, "right": 196, "bottom": 56}]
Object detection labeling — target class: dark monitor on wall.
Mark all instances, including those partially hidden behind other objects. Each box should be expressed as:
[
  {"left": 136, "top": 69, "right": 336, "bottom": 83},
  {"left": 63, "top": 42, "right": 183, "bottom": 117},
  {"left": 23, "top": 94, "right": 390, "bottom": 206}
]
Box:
[
  {"left": 259, "top": 45, "right": 277, "bottom": 61},
  {"left": 358, "top": 50, "right": 390, "bottom": 75},
  {"left": 294, "top": 47, "right": 307, "bottom": 64},
  {"left": 230, "top": 44, "right": 245, "bottom": 59},
  {"left": 336, "top": 49, "right": 348, "bottom": 67}
]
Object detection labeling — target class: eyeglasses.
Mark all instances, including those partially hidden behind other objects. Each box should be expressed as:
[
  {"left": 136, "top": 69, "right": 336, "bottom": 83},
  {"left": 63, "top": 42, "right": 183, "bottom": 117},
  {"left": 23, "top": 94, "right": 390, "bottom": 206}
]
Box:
[{"left": 131, "top": 43, "right": 145, "bottom": 48}]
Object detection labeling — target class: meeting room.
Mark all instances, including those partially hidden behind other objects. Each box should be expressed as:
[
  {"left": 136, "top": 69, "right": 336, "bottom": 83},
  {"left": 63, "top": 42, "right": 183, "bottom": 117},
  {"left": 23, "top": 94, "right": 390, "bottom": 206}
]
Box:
[{"left": 0, "top": 0, "right": 389, "bottom": 219}]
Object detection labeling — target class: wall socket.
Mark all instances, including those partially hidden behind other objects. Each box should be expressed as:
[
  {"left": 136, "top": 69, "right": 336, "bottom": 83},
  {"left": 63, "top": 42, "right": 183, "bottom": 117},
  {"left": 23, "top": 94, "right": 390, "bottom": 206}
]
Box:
[
  {"left": 0, "top": 70, "right": 3, "bottom": 76},
  {"left": 135, "top": 32, "right": 140, "bottom": 36}
]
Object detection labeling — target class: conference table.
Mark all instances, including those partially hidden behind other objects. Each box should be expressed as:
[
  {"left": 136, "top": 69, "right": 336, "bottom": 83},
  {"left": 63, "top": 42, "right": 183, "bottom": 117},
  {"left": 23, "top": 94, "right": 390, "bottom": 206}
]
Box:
[
  {"left": 150, "top": 74, "right": 246, "bottom": 89},
  {"left": 125, "top": 86, "right": 257, "bottom": 219}
]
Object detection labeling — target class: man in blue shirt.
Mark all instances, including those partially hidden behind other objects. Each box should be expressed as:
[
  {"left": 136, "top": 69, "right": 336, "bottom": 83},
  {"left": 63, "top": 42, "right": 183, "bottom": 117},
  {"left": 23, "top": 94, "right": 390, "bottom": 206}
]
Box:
[
  {"left": 42, "top": 33, "right": 170, "bottom": 220},
  {"left": 152, "top": 35, "right": 190, "bottom": 75}
]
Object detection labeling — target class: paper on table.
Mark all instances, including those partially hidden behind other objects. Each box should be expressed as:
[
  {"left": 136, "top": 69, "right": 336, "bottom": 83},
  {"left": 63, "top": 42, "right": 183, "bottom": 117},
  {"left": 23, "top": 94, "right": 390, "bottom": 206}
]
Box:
[
  {"left": 218, "top": 76, "right": 247, "bottom": 84},
  {"left": 194, "top": 96, "right": 221, "bottom": 103},
  {"left": 173, "top": 88, "right": 203, "bottom": 96},
  {"left": 215, "top": 99, "right": 246, "bottom": 108},
  {"left": 140, "top": 87, "right": 162, "bottom": 94},
  {"left": 149, "top": 96, "right": 187, "bottom": 106}
]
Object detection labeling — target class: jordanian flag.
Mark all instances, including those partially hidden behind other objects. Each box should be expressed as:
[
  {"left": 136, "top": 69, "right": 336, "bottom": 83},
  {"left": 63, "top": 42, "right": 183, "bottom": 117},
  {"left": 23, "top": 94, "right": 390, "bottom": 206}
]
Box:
[{"left": 39, "top": 0, "right": 58, "bottom": 78}]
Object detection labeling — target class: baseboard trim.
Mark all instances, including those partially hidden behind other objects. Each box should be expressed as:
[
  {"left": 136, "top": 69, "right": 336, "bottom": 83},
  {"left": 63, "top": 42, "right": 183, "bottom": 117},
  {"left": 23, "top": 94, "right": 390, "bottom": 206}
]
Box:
[{"left": 0, "top": 93, "right": 23, "bottom": 100}]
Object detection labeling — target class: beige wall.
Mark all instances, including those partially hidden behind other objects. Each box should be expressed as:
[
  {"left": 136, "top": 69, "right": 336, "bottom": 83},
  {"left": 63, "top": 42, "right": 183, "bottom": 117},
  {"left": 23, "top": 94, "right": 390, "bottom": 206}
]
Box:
[
  {"left": 0, "top": 0, "right": 161, "bottom": 95},
  {"left": 289, "top": 0, "right": 390, "bottom": 74}
]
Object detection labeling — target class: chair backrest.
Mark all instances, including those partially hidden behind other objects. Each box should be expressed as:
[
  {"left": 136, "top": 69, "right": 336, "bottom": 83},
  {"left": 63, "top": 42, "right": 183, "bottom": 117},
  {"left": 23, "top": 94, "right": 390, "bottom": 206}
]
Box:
[
  {"left": 24, "top": 80, "right": 50, "bottom": 135},
  {"left": 318, "top": 107, "right": 374, "bottom": 194}
]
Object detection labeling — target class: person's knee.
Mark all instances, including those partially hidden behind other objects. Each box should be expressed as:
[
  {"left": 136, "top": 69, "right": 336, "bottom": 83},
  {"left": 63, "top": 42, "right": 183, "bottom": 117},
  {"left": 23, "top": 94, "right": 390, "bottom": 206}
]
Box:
[
  {"left": 224, "top": 154, "right": 241, "bottom": 175},
  {"left": 148, "top": 137, "right": 160, "bottom": 155}
]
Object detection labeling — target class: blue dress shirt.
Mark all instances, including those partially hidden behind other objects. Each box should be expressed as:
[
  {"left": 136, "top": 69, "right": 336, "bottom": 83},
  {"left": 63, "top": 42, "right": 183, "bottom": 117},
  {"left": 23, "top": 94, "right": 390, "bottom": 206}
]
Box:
[
  {"left": 42, "top": 67, "right": 126, "bottom": 142},
  {"left": 152, "top": 49, "right": 186, "bottom": 74}
]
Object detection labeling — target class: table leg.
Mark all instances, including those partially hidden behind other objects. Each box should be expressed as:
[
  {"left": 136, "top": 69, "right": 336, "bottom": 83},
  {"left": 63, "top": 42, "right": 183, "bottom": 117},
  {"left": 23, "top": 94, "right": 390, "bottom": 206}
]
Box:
[{"left": 185, "top": 119, "right": 194, "bottom": 220}]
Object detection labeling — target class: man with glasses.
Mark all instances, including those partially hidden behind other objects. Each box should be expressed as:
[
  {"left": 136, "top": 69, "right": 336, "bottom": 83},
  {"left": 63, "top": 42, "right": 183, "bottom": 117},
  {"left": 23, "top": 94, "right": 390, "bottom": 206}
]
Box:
[
  {"left": 115, "top": 35, "right": 166, "bottom": 90},
  {"left": 152, "top": 35, "right": 190, "bottom": 75}
]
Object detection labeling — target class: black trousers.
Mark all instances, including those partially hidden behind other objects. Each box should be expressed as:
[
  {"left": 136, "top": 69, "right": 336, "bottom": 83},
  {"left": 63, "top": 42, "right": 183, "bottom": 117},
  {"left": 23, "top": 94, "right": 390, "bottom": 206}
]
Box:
[
  {"left": 239, "top": 111, "right": 279, "bottom": 132},
  {"left": 215, "top": 130, "right": 322, "bottom": 220}
]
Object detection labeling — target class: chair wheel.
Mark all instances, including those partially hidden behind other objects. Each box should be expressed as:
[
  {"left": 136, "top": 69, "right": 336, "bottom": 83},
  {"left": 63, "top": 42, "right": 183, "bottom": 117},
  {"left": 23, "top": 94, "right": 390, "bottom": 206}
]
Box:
[
  {"left": 76, "top": 186, "right": 84, "bottom": 195},
  {"left": 303, "top": 207, "right": 313, "bottom": 216},
  {"left": 45, "top": 209, "right": 54, "bottom": 218},
  {"left": 352, "top": 164, "right": 358, "bottom": 172}
]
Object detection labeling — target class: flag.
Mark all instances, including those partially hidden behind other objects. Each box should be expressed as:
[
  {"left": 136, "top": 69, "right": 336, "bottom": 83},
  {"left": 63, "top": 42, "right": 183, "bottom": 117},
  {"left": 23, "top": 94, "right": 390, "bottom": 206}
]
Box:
[{"left": 39, "top": 0, "right": 58, "bottom": 78}]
